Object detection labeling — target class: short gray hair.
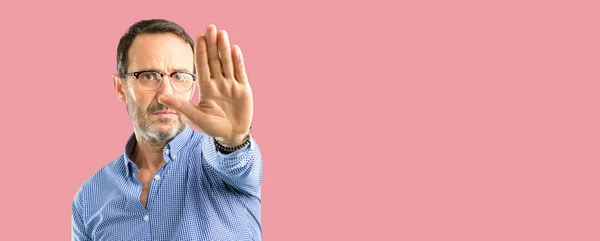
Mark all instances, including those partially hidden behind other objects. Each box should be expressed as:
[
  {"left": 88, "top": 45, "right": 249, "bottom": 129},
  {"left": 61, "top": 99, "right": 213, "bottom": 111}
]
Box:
[{"left": 116, "top": 19, "right": 195, "bottom": 77}]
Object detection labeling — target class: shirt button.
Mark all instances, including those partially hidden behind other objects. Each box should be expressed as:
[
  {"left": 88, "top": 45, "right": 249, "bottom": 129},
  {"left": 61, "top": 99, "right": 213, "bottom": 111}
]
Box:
[
  {"left": 154, "top": 175, "right": 161, "bottom": 181},
  {"left": 143, "top": 215, "right": 149, "bottom": 221},
  {"left": 165, "top": 149, "right": 170, "bottom": 155}
]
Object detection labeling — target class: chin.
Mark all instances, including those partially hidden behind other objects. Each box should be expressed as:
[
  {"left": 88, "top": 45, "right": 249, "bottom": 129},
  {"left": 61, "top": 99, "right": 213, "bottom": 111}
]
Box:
[
  {"left": 142, "top": 124, "right": 181, "bottom": 144},
  {"left": 153, "top": 121, "right": 181, "bottom": 134},
  {"left": 133, "top": 114, "right": 186, "bottom": 144}
]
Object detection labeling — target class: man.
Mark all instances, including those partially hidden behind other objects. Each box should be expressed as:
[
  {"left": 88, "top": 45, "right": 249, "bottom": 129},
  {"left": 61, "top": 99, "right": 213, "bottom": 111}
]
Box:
[{"left": 71, "top": 19, "right": 263, "bottom": 240}]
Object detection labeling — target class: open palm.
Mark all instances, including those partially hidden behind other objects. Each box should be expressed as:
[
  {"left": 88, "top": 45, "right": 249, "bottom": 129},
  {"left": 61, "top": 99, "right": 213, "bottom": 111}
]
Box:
[{"left": 159, "top": 24, "right": 253, "bottom": 146}]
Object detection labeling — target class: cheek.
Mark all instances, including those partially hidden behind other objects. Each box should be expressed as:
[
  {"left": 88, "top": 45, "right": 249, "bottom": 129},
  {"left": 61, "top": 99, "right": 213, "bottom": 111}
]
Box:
[
  {"left": 183, "top": 88, "right": 195, "bottom": 101},
  {"left": 125, "top": 88, "right": 155, "bottom": 111},
  {"left": 124, "top": 84, "right": 137, "bottom": 102}
]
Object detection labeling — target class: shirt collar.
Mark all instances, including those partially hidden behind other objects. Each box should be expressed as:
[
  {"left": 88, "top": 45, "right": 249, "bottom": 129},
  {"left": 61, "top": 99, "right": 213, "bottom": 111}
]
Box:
[{"left": 123, "top": 124, "right": 194, "bottom": 177}]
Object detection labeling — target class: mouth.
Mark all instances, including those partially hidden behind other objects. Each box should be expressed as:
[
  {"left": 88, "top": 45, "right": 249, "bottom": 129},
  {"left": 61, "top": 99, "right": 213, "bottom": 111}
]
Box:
[{"left": 152, "top": 110, "right": 177, "bottom": 117}]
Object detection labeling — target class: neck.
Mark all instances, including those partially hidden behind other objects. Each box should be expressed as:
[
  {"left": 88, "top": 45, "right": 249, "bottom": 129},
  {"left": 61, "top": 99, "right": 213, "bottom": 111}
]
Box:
[{"left": 132, "top": 135, "right": 167, "bottom": 171}]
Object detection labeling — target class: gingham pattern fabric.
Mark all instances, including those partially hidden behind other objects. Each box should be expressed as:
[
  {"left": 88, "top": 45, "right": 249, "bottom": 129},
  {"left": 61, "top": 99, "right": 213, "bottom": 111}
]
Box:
[{"left": 71, "top": 124, "right": 263, "bottom": 241}]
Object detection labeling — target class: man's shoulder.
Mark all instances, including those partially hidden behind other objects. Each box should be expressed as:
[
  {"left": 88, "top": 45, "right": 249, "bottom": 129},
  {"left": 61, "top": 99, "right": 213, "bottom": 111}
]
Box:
[
  {"left": 183, "top": 127, "right": 208, "bottom": 147},
  {"left": 176, "top": 128, "right": 210, "bottom": 156},
  {"left": 72, "top": 156, "right": 126, "bottom": 207}
]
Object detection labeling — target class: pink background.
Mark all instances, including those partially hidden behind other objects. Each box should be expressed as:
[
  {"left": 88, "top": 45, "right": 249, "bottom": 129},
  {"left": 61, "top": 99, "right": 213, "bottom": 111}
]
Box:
[{"left": 1, "top": 0, "right": 599, "bottom": 240}]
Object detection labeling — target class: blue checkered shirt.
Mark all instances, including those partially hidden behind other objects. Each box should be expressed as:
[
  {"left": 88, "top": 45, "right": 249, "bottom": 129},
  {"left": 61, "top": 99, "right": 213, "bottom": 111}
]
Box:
[{"left": 71, "top": 124, "right": 263, "bottom": 240}]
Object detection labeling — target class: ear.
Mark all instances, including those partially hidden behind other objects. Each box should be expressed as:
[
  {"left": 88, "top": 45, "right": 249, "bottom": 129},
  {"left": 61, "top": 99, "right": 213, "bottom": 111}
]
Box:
[{"left": 112, "top": 74, "right": 126, "bottom": 103}]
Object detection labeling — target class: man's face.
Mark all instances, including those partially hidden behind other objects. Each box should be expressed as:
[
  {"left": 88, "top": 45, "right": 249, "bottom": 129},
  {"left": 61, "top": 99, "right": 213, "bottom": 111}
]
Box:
[{"left": 115, "top": 33, "right": 195, "bottom": 145}]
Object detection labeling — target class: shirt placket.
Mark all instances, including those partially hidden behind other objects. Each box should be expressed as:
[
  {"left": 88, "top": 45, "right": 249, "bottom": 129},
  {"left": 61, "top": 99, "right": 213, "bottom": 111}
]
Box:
[{"left": 146, "top": 146, "right": 171, "bottom": 240}]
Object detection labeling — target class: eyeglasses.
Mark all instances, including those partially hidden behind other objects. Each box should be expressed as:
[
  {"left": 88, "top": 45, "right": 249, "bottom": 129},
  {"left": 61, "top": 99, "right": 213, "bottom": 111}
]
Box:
[{"left": 124, "top": 71, "right": 197, "bottom": 92}]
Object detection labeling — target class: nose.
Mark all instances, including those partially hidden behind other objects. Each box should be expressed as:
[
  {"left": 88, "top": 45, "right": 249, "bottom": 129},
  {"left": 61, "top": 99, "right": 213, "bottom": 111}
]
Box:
[{"left": 156, "top": 75, "right": 175, "bottom": 95}]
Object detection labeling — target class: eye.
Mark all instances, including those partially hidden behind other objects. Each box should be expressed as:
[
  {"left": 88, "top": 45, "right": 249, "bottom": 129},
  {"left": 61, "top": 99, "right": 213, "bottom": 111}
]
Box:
[
  {"left": 140, "top": 72, "right": 158, "bottom": 80},
  {"left": 173, "top": 73, "right": 191, "bottom": 81}
]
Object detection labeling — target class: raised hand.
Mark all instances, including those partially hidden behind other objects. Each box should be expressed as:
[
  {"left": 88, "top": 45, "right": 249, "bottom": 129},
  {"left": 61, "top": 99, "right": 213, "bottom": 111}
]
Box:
[{"left": 159, "top": 24, "right": 253, "bottom": 146}]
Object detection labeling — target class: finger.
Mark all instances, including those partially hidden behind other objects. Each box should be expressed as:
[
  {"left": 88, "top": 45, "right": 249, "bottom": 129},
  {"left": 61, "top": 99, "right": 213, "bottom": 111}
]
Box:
[
  {"left": 195, "top": 34, "right": 210, "bottom": 81},
  {"left": 205, "top": 24, "right": 221, "bottom": 78},
  {"left": 232, "top": 45, "right": 248, "bottom": 84},
  {"left": 218, "top": 30, "right": 234, "bottom": 78},
  {"left": 158, "top": 94, "right": 211, "bottom": 127}
]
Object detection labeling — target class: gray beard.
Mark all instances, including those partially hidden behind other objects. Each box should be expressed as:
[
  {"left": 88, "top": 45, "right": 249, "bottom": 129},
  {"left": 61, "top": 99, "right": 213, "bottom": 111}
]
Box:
[
  {"left": 127, "top": 99, "right": 186, "bottom": 147},
  {"left": 134, "top": 120, "right": 184, "bottom": 147}
]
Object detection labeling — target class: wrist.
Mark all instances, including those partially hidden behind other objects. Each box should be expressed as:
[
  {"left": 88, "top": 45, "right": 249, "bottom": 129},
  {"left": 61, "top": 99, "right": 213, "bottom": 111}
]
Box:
[
  {"left": 216, "top": 134, "right": 248, "bottom": 147},
  {"left": 214, "top": 131, "right": 251, "bottom": 154},
  {"left": 215, "top": 127, "right": 252, "bottom": 147}
]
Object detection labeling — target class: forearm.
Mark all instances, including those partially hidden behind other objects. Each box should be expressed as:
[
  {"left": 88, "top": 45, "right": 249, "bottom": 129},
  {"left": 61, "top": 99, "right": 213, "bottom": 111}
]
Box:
[{"left": 201, "top": 134, "right": 263, "bottom": 197}]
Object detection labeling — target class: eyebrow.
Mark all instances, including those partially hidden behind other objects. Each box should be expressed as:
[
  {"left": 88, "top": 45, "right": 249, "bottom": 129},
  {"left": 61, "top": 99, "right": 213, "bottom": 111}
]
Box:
[
  {"left": 135, "top": 68, "right": 193, "bottom": 73},
  {"left": 134, "top": 68, "right": 161, "bottom": 73},
  {"left": 171, "top": 68, "right": 193, "bottom": 73}
]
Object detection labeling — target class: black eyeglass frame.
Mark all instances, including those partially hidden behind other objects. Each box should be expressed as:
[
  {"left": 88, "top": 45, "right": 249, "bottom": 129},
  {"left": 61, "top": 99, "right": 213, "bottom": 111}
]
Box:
[{"left": 123, "top": 70, "right": 197, "bottom": 92}]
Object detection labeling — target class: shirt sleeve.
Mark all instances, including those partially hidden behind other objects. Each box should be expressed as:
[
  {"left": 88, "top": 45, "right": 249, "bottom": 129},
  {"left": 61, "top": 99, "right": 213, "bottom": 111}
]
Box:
[
  {"left": 201, "top": 134, "right": 263, "bottom": 198},
  {"left": 71, "top": 197, "right": 92, "bottom": 241}
]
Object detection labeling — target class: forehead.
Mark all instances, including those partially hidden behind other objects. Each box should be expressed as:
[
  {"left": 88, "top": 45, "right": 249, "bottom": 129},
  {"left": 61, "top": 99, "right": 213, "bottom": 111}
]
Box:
[{"left": 127, "top": 33, "right": 194, "bottom": 72}]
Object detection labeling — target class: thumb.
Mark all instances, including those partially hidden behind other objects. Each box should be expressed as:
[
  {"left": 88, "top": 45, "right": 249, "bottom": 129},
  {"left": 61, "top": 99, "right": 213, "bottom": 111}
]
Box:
[
  {"left": 158, "top": 94, "right": 196, "bottom": 117},
  {"left": 158, "top": 94, "right": 211, "bottom": 130}
]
